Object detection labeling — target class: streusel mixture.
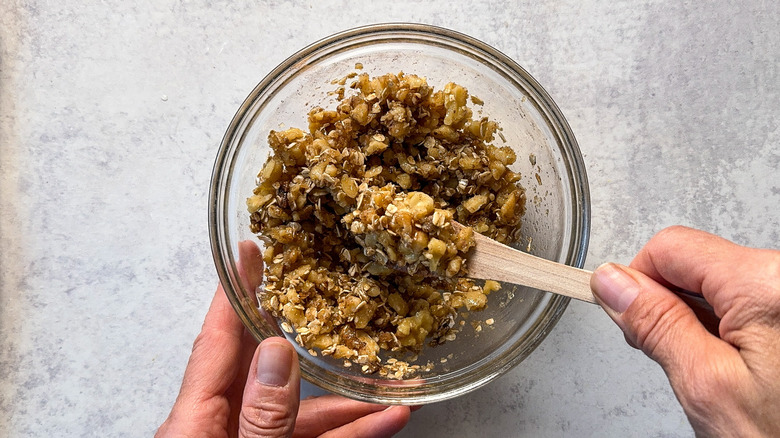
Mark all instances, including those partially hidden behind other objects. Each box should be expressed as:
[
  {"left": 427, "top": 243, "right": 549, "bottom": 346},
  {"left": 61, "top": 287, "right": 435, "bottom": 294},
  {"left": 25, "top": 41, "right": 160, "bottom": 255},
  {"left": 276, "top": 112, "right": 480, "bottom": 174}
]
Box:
[{"left": 247, "top": 71, "right": 526, "bottom": 378}]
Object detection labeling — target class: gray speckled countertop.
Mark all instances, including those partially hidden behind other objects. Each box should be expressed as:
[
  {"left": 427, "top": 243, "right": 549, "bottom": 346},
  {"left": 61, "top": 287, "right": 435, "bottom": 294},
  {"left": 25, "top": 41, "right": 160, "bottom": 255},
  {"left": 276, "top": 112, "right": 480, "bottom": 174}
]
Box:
[{"left": 1, "top": 1, "right": 778, "bottom": 436}]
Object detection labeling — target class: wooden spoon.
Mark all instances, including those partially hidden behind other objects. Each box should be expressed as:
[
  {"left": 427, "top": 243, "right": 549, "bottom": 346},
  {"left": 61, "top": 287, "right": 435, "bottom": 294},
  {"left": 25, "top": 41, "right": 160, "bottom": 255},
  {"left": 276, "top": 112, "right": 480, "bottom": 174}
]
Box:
[
  {"left": 454, "top": 222, "right": 717, "bottom": 326},
  {"left": 453, "top": 222, "right": 596, "bottom": 303}
]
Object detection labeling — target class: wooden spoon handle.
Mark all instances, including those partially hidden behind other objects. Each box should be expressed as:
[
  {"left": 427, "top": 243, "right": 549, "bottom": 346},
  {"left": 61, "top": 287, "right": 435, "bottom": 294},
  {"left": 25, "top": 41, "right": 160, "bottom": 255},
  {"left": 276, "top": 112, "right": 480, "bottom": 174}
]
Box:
[
  {"left": 463, "top": 226, "right": 719, "bottom": 319},
  {"left": 467, "top": 231, "right": 718, "bottom": 315},
  {"left": 467, "top": 231, "right": 597, "bottom": 304}
]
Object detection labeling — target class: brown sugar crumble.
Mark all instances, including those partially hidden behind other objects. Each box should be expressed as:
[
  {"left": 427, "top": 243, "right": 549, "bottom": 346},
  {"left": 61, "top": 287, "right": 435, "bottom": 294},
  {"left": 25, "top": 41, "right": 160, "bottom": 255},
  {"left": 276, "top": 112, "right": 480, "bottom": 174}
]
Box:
[{"left": 247, "top": 71, "right": 527, "bottom": 378}]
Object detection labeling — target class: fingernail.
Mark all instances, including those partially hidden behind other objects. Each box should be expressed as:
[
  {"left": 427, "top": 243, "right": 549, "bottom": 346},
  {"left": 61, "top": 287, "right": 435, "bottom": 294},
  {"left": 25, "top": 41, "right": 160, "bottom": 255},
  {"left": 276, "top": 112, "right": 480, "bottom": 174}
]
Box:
[
  {"left": 591, "top": 263, "right": 640, "bottom": 313},
  {"left": 256, "top": 340, "right": 293, "bottom": 387}
]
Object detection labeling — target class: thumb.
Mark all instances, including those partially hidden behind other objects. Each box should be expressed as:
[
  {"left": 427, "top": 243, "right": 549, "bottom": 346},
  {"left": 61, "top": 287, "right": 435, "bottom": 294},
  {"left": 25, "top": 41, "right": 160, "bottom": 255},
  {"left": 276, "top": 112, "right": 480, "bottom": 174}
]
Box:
[
  {"left": 239, "top": 337, "right": 301, "bottom": 438},
  {"left": 590, "top": 263, "right": 717, "bottom": 371}
]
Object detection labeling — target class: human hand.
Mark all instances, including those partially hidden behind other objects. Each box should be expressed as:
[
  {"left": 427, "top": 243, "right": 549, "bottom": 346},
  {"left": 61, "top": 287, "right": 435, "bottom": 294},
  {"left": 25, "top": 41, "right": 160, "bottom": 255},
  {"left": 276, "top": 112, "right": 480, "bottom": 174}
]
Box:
[
  {"left": 590, "top": 226, "right": 780, "bottom": 437},
  {"left": 157, "top": 241, "right": 413, "bottom": 437}
]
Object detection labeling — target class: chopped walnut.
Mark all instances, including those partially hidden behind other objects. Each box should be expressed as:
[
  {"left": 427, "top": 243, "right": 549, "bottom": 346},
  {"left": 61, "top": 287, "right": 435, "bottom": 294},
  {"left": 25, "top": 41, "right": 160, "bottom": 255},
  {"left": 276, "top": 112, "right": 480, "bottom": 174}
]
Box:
[{"left": 247, "top": 71, "right": 526, "bottom": 378}]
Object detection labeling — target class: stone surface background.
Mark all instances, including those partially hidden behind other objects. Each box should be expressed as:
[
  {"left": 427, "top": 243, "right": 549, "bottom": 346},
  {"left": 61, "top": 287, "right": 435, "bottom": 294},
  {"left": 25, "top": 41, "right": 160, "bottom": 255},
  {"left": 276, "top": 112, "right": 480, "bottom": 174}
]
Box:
[{"left": 1, "top": 1, "right": 777, "bottom": 436}]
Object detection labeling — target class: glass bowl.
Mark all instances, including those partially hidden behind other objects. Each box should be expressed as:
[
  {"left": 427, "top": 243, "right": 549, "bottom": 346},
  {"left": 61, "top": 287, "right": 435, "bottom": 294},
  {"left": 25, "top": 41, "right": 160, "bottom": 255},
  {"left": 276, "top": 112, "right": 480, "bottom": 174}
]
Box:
[{"left": 209, "top": 23, "right": 590, "bottom": 405}]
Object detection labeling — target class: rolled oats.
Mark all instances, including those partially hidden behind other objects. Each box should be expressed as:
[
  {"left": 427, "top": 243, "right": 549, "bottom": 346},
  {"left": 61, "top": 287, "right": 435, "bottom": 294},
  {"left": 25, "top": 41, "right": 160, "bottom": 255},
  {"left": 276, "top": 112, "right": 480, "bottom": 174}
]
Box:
[{"left": 247, "top": 71, "right": 527, "bottom": 378}]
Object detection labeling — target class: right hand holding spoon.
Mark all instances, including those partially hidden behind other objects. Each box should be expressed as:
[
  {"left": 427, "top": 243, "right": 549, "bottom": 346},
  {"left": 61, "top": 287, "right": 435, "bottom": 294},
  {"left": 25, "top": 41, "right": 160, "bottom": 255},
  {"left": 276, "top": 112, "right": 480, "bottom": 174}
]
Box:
[{"left": 590, "top": 225, "right": 780, "bottom": 437}]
